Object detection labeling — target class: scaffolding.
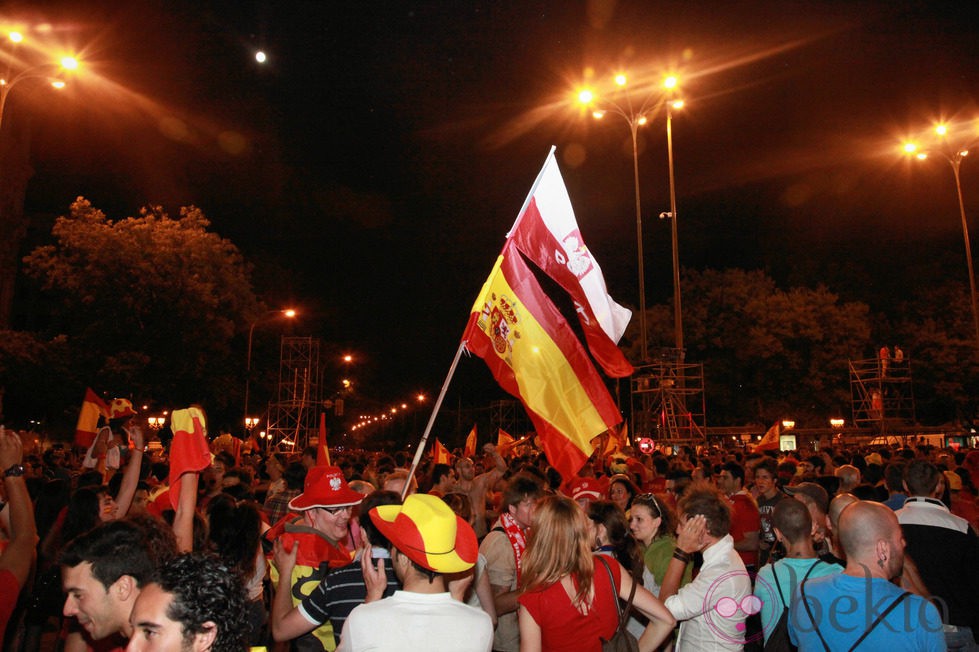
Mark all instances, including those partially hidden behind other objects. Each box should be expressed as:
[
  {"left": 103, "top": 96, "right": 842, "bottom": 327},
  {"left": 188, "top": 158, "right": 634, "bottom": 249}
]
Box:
[
  {"left": 488, "top": 400, "right": 531, "bottom": 438},
  {"left": 267, "top": 336, "right": 323, "bottom": 451},
  {"left": 849, "top": 356, "right": 915, "bottom": 433},
  {"left": 630, "top": 350, "right": 706, "bottom": 444}
]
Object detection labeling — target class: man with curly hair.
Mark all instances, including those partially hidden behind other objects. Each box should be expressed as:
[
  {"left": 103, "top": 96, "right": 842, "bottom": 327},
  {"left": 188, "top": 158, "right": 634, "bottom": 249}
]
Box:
[{"left": 127, "top": 553, "right": 249, "bottom": 651}]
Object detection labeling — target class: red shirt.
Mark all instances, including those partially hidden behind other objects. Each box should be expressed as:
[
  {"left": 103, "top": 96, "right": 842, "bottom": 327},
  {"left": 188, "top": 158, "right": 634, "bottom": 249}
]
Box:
[
  {"left": 0, "top": 570, "right": 19, "bottom": 642},
  {"left": 518, "top": 556, "right": 622, "bottom": 652},
  {"left": 728, "top": 491, "right": 761, "bottom": 568}
]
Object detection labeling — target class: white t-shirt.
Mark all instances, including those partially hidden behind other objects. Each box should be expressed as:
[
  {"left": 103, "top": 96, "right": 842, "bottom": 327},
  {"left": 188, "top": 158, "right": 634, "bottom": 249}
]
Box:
[{"left": 337, "top": 590, "right": 493, "bottom": 652}]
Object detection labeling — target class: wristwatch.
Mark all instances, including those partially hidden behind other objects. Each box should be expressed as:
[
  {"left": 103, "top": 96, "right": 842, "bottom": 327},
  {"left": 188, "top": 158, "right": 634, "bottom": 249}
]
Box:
[{"left": 3, "top": 464, "right": 25, "bottom": 478}]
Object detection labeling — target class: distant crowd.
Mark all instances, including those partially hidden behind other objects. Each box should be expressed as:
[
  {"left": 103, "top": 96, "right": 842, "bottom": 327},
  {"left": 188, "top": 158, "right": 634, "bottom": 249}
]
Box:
[{"left": 1, "top": 414, "right": 978, "bottom": 651}]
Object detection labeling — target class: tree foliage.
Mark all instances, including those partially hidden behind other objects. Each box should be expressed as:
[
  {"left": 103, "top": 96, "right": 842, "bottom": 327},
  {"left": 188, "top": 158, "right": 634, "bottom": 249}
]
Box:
[
  {"left": 22, "top": 198, "right": 261, "bottom": 422},
  {"left": 627, "top": 268, "right": 872, "bottom": 425}
]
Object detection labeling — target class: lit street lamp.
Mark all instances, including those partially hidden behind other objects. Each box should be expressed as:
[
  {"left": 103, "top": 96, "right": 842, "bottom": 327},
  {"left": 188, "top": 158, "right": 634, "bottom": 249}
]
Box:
[
  {"left": 904, "top": 123, "right": 979, "bottom": 352},
  {"left": 0, "top": 36, "right": 78, "bottom": 134},
  {"left": 243, "top": 308, "right": 297, "bottom": 429},
  {"left": 577, "top": 72, "right": 685, "bottom": 361}
]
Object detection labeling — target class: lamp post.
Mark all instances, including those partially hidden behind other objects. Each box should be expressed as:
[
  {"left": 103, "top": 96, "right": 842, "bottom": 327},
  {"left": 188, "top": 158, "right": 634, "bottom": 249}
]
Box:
[
  {"left": 904, "top": 125, "right": 979, "bottom": 352},
  {"left": 663, "top": 77, "right": 685, "bottom": 357},
  {"left": 243, "top": 308, "right": 296, "bottom": 429},
  {"left": 578, "top": 73, "right": 684, "bottom": 361}
]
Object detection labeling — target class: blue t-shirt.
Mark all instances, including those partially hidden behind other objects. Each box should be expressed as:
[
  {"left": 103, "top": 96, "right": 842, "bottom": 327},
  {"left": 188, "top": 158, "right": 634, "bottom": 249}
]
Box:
[
  {"left": 754, "top": 558, "right": 843, "bottom": 644},
  {"left": 788, "top": 573, "right": 945, "bottom": 651}
]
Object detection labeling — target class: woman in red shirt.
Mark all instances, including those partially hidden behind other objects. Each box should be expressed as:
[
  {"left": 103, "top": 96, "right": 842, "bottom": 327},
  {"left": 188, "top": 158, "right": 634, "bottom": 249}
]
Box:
[{"left": 517, "top": 496, "right": 675, "bottom": 652}]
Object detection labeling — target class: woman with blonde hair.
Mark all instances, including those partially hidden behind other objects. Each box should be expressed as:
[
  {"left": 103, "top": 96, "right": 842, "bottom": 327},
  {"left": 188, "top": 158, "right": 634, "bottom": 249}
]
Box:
[{"left": 518, "top": 496, "right": 675, "bottom": 652}]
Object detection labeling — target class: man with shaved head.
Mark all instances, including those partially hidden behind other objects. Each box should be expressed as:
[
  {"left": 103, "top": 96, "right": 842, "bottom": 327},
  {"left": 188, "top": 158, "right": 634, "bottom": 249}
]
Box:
[{"left": 789, "top": 501, "right": 944, "bottom": 651}]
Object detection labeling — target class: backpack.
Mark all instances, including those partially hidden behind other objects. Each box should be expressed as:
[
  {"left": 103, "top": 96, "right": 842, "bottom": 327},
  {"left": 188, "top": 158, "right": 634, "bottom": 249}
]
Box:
[{"left": 763, "top": 561, "right": 822, "bottom": 652}]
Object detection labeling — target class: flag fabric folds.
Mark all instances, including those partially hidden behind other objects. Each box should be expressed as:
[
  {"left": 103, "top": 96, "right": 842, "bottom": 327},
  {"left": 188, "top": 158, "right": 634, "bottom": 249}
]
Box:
[
  {"left": 433, "top": 438, "right": 452, "bottom": 465},
  {"left": 756, "top": 422, "right": 781, "bottom": 451},
  {"left": 508, "top": 149, "right": 633, "bottom": 378},
  {"left": 74, "top": 388, "right": 109, "bottom": 448},
  {"left": 464, "top": 425, "right": 477, "bottom": 458},
  {"left": 497, "top": 428, "right": 515, "bottom": 454},
  {"left": 317, "top": 412, "right": 331, "bottom": 466},
  {"left": 463, "top": 242, "right": 622, "bottom": 482},
  {"left": 168, "top": 407, "right": 211, "bottom": 510}
]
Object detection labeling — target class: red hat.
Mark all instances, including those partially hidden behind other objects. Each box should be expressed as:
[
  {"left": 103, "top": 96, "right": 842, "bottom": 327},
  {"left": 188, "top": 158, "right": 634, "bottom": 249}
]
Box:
[
  {"left": 370, "top": 493, "right": 478, "bottom": 574},
  {"left": 289, "top": 465, "right": 364, "bottom": 511},
  {"left": 569, "top": 477, "right": 604, "bottom": 502},
  {"left": 109, "top": 398, "right": 137, "bottom": 420}
]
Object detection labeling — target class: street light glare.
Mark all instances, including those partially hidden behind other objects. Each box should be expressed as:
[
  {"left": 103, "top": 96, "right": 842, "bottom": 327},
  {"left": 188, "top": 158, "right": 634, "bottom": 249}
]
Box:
[
  {"left": 902, "top": 142, "right": 917, "bottom": 154},
  {"left": 671, "top": 99, "right": 685, "bottom": 110},
  {"left": 637, "top": 115, "right": 648, "bottom": 126},
  {"left": 60, "top": 56, "right": 79, "bottom": 70},
  {"left": 935, "top": 124, "right": 948, "bottom": 136},
  {"left": 9, "top": 32, "right": 23, "bottom": 43},
  {"left": 592, "top": 110, "right": 606, "bottom": 119},
  {"left": 255, "top": 51, "right": 267, "bottom": 63},
  {"left": 614, "top": 73, "right": 627, "bottom": 86},
  {"left": 283, "top": 309, "right": 296, "bottom": 318},
  {"left": 50, "top": 80, "right": 65, "bottom": 89},
  {"left": 577, "top": 89, "right": 594, "bottom": 105},
  {"left": 664, "top": 75, "right": 678, "bottom": 89}
]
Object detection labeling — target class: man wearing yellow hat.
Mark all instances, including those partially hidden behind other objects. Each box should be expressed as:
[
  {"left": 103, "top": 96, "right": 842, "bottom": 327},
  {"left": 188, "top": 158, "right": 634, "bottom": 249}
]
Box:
[{"left": 336, "top": 493, "right": 493, "bottom": 652}]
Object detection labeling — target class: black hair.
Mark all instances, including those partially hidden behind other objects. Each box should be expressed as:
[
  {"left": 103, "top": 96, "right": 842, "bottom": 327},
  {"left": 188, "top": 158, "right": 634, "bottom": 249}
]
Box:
[
  {"left": 153, "top": 553, "right": 249, "bottom": 652},
  {"left": 60, "top": 520, "right": 156, "bottom": 588}
]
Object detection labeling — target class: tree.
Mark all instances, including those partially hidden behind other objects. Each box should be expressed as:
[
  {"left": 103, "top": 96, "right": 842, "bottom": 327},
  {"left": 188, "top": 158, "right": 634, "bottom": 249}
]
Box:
[
  {"left": 22, "top": 198, "right": 262, "bottom": 424},
  {"left": 626, "top": 268, "right": 872, "bottom": 425}
]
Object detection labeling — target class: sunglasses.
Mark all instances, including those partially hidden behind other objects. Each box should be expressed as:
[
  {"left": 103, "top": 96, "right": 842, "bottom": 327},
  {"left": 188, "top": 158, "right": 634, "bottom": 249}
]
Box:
[{"left": 634, "top": 493, "right": 661, "bottom": 515}]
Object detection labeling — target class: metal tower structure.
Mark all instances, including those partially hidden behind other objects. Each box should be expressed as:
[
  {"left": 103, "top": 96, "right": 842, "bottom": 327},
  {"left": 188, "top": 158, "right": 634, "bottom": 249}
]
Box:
[
  {"left": 850, "top": 356, "right": 915, "bottom": 433},
  {"left": 630, "top": 349, "right": 706, "bottom": 445},
  {"left": 267, "top": 336, "right": 323, "bottom": 451}
]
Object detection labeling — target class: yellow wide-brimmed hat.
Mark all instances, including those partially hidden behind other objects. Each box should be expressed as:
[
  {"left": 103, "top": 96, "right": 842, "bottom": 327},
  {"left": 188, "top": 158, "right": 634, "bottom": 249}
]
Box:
[{"left": 370, "top": 493, "right": 478, "bottom": 574}]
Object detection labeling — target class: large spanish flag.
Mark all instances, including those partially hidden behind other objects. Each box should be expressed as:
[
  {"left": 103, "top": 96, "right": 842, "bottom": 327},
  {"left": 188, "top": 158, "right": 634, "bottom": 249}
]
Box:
[
  {"left": 74, "top": 388, "right": 109, "bottom": 447},
  {"left": 508, "top": 149, "right": 633, "bottom": 378},
  {"left": 463, "top": 243, "right": 622, "bottom": 481}
]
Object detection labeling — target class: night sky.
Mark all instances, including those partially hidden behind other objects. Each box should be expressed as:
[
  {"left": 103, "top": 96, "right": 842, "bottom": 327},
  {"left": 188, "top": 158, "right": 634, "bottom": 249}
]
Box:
[{"left": 7, "top": 0, "right": 979, "bottom": 411}]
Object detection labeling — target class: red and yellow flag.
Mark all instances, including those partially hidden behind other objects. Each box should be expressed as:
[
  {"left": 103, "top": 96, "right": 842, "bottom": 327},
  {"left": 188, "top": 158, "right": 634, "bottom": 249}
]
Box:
[
  {"left": 508, "top": 150, "right": 633, "bottom": 378},
  {"left": 74, "top": 388, "right": 109, "bottom": 448},
  {"left": 317, "top": 412, "right": 331, "bottom": 466},
  {"left": 433, "top": 438, "right": 452, "bottom": 465},
  {"left": 756, "top": 422, "right": 781, "bottom": 451},
  {"left": 464, "top": 425, "right": 477, "bottom": 458},
  {"left": 497, "top": 428, "right": 515, "bottom": 455},
  {"left": 463, "top": 243, "right": 622, "bottom": 482}
]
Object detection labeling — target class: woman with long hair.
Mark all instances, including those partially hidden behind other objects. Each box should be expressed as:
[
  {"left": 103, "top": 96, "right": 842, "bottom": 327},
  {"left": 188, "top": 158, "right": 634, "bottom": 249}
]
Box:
[
  {"left": 518, "top": 495, "right": 675, "bottom": 652},
  {"left": 629, "top": 493, "right": 692, "bottom": 596},
  {"left": 608, "top": 474, "right": 640, "bottom": 512},
  {"left": 587, "top": 500, "right": 644, "bottom": 581}
]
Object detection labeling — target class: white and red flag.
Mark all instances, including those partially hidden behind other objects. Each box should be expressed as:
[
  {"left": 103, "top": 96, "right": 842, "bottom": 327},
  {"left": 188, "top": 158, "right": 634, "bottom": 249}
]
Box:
[{"left": 508, "top": 149, "right": 633, "bottom": 378}]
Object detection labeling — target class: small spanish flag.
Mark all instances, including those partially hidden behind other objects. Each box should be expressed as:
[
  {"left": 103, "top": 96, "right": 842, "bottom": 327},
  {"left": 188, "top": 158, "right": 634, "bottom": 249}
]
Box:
[
  {"left": 433, "top": 438, "right": 452, "bottom": 465},
  {"left": 74, "top": 388, "right": 109, "bottom": 448},
  {"left": 464, "top": 425, "right": 477, "bottom": 458},
  {"left": 317, "top": 412, "right": 331, "bottom": 466}
]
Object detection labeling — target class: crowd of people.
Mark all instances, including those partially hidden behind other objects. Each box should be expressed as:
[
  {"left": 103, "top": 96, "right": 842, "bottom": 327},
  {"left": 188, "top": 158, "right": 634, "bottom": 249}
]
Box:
[{"left": 2, "top": 413, "right": 979, "bottom": 651}]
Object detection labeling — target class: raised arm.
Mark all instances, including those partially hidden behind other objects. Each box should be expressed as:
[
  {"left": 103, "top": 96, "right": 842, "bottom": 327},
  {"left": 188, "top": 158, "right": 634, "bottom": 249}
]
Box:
[
  {"left": 113, "top": 425, "right": 144, "bottom": 518},
  {"left": 0, "top": 430, "right": 38, "bottom": 588}
]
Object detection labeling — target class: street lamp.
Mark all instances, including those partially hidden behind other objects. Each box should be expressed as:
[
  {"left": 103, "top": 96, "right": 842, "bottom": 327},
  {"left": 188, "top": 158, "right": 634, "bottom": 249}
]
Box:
[
  {"left": 1, "top": 43, "right": 78, "bottom": 134},
  {"left": 577, "top": 72, "right": 685, "bottom": 361},
  {"left": 663, "top": 76, "right": 685, "bottom": 358},
  {"left": 243, "top": 308, "right": 297, "bottom": 429},
  {"left": 904, "top": 123, "right": 979, "bottom": 352}
]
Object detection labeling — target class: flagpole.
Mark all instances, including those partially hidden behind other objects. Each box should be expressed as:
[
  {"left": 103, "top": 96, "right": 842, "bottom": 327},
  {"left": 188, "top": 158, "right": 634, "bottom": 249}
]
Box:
[
  {"left": 505, "top": 145, "right": 557, "bottom": 238},
  {"left": 402, "top": 341, "right": 468, "bottom": 499}
]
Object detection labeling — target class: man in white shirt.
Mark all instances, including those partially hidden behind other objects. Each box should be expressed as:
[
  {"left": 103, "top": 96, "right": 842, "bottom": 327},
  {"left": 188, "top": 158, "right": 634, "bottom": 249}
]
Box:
[
  {"left": 659, "top": 482, "right": 752, "bottom": 651},
  {"left": 337, "top": 493, "right": 493, "bottom": 652}
]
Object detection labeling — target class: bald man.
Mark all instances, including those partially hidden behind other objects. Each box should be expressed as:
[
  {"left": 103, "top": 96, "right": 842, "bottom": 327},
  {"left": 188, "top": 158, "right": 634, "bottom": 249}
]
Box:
[{"left": 789, "top": 501, "right": 944, "bottom": 651}]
